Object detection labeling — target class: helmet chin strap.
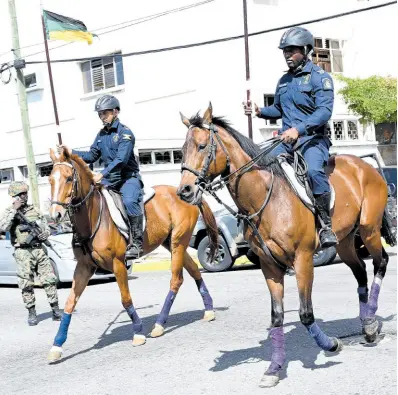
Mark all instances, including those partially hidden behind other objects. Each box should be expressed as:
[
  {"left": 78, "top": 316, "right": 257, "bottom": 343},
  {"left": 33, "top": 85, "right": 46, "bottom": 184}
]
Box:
[
  {"left": 102, "top": 113, "right": 118, "bottom": 129},
  {"left": 291, "top": 48, "right": 312, "bottom": 74}
]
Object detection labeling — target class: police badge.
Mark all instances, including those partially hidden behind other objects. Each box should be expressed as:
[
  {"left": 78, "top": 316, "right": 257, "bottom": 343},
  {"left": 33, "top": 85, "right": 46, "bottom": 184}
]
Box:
[
  {"left": 302, "top": 74, "right": 311, "bottom": 85},
  {"left": 322, "top": 78, "right": 333, "bottom": 90}
]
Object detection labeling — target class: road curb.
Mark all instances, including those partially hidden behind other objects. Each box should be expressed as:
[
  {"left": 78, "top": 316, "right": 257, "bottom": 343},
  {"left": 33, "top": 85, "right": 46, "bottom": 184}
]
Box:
[{"left": 131, "top": 256, "right": 252, "bottom": 273}]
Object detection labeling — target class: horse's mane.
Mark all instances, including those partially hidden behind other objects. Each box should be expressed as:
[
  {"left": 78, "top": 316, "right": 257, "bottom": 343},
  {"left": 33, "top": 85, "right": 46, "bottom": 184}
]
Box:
[
  {"left": 188, "top": 113, "right": 287, "bottom": 180},
  {"left": 70, "top": 153, "right": 94, "bottom": 183}
]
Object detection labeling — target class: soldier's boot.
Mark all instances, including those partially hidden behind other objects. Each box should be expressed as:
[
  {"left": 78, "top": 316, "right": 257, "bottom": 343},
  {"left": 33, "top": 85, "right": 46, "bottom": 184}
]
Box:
[
  {"left": 50, "top": 302, "right": 62, "bottom": 321},
  {"left": 28, "top": 306, "right": 38, "bottom": 326},
  {"left": 125, "top": 215, "right": 144, "bottom": 260},
  {"left": 315, "top": 192, "right": 338, "bottom": 248}
]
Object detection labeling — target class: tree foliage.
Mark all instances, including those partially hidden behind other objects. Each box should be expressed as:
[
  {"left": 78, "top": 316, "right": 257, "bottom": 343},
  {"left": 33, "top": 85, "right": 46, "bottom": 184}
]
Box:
[{"left": 336, "top": 75, "right": 397, "bottom": 124}]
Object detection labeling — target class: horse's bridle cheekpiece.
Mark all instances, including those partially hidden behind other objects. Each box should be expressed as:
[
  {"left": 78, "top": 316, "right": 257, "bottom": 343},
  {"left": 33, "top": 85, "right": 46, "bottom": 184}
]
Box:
[
  {"left": 181, "top": 123, "right": 230, "bottom": 189},
  {"left": 50, "top": 161, "right": 95, "bottom": 211}
]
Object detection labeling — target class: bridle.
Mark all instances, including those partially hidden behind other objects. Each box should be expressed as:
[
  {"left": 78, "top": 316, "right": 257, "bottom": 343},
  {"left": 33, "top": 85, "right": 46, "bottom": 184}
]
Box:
[
  {"left": 181, "top": 123, "right": 230, "bottom": 188},
  {"left": 50, "top": 160, "right": 103, "bottom": 253},
  {"left": 50, "top": 161, "right": 95, "bottom": 211},
  {"left": 181, "top": 122, "right": 281, "bottom": 193}
]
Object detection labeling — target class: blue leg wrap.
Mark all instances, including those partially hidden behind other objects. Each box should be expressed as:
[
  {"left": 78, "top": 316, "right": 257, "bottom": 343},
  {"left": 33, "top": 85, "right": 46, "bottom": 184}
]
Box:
[
  {"left": 53, "top": 313, "right": 72, "bottom": 347},
  {"left": 125, "top": 304, "right": 142, "bottom": 333},
  {"left": 306, "top": 322, "right": 335, "bottom": 351},
  {"left": 195, "top": 279, "right": 213, "bottom": 311},
  {"left": 156, "top": 290, "right": 176, "bottom": 326}
]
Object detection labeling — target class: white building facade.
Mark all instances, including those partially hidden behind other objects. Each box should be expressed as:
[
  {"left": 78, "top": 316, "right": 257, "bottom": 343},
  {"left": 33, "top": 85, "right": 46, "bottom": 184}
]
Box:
[{"left": 0, "top": 0, "right": 396, "bottom": 211}]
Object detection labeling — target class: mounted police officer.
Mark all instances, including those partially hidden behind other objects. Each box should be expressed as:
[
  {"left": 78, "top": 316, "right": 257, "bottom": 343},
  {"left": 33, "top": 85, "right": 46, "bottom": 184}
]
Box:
[
  {"left": 0, "top": 182, "right": 61, "bottom": 325},
  {"left": 59, "top": 94, "right": 144, "bottom": 259},
  {"left": 243, "top": 26, "right": 338, "bottom": 248}
]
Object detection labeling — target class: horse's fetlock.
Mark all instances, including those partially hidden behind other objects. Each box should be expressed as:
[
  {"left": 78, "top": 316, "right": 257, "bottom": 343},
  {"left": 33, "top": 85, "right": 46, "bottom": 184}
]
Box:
[{"left": 300, "top": 311, "right": 315, "bottom": 326}]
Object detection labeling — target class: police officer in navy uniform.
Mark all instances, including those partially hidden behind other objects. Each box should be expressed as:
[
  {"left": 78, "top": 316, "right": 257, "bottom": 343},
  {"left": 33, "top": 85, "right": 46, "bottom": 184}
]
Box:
[
  {"left": 243, "top": 27, "right": 338, "bottom": 248},
  {"left": 59, "top": 95, "right": 144, "bottom": 259}
]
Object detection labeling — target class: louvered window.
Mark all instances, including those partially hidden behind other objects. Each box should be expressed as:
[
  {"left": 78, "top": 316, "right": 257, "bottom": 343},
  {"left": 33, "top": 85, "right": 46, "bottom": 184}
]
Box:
[{"left": 81, "top": 52, "right": 124, "bottom": 94}]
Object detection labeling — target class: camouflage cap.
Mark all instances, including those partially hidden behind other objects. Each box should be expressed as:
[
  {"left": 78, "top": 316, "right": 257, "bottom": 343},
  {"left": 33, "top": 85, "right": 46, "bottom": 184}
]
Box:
[{"left": 8, "top": 181, "right": 29, "bottom": 197}]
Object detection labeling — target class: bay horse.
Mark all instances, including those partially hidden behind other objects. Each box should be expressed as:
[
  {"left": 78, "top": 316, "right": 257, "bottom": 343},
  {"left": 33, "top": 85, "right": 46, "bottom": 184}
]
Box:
[
  {"left": 177, "top": 103, "right": 391, "bottom": 387},
  {"left": 46, "top": 147, "right": 218, "bottom": 362}
]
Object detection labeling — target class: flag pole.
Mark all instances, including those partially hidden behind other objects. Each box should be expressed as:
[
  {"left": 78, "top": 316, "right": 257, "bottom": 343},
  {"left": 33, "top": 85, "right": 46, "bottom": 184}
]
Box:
[
  {"left": 242, "top": 0, "right": 253, "bottom": 140},
  {"left": 40, "top": 7, "right": 62, "bottom": 145}
]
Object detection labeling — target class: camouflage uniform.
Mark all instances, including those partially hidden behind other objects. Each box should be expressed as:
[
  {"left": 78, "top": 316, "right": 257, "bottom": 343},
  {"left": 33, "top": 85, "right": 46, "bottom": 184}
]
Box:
[{"left": 0, "top": 184, "right": 58, "bottom": 310}]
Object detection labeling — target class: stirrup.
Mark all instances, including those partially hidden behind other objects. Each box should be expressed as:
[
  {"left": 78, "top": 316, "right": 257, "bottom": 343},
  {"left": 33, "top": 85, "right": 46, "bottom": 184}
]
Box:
[{"left": 319, "top": 227, "right": 338, "bottom": 248}]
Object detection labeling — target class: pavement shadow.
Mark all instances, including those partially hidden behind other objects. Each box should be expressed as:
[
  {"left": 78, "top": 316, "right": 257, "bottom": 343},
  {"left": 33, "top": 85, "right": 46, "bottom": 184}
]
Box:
[
  {"left": 50, "top": 306, "right": 229, "bottom": 365},
  {"left": 209, "top": 314, "right": 396, "bottom": 382}
]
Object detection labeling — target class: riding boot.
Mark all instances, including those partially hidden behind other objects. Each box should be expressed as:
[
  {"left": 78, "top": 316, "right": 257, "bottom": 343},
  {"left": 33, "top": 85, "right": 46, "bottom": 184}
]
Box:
[
  {"left": 50, "top": 302, "right": 62, "bottom": 321},
  {"left": 125, "top": 215, "right": 144, "bottom": 259},
  {"left": 28, "top": 306, "right": 38, "bottom": 326},
  {"left": 315, "top": 192, "right": 338, "bottom": 248}
]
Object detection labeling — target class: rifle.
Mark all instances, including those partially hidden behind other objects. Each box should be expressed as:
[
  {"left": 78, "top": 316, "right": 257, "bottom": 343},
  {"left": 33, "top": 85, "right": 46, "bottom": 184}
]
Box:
[{"left": 15, "top": 210, "right": 52, "bottom": 247}]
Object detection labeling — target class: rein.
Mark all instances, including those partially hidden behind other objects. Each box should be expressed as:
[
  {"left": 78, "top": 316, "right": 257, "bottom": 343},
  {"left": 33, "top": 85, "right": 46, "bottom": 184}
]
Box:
[
  {"left": 50, "top": 161, "right": 103, "bottom": 255},
  {"left": 182, "top": 124, "right": 287, "bottom": 271}
]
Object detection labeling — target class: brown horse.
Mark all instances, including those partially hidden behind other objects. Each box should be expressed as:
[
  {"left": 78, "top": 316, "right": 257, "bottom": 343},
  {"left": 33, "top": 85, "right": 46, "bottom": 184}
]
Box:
[
  {"left": 46, "top": 147, "right": 218, "bottom": 362},
  {"left": 177, "top": 103, "right": 391, "bottom": 387}
]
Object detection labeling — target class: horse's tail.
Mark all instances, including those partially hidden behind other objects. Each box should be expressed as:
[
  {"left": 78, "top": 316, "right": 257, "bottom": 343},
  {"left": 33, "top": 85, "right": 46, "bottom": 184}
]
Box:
[
  {"left": 381, "top": 208, "right": 397, "bottom": 247},
  {"left": 199, "top": 199, "right": 219, "bottom": 262}
]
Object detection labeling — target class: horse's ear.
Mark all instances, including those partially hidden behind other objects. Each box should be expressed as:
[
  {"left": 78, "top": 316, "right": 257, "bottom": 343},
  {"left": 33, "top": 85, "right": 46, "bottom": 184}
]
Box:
[
  {"left": 179, "top": 112, "right": 190, "bottom": 128},
  {"left": 63, "top": 146, "right": 71, "bottom": 161},
  {"left": 203, "top": 102, "right": 213, "bottom": 124}
]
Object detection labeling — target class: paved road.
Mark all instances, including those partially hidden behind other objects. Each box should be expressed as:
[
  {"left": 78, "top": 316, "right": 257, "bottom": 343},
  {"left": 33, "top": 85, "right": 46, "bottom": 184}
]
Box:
[{"left": 0, "top": 251, "right": 396, "bottom": 395}]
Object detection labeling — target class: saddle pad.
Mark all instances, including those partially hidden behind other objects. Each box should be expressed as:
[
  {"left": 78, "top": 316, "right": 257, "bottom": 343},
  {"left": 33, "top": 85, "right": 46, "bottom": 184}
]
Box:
[
  {"left": 278, "top": 158, "right": 335, "bottom": 212},
  {"left": 102, "top": 187, "right": 156, "bottom": 240}
]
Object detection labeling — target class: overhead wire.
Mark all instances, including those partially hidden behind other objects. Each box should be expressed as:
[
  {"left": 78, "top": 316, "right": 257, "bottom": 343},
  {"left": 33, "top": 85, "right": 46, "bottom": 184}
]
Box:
[{"left": 20, "top": 0, "right": 397, "bottom": 65}]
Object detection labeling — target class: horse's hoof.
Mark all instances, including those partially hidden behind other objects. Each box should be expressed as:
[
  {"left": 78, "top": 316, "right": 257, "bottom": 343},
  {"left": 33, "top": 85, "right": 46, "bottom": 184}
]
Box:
[
  {"left": 132, "top": 334, "right": 146, "bottom": 347},
  {"left": 203, "top": 310, "right": 215, "bottom": 322},
  {"left": 331, "top": 337, "right": 343, "bottom": 352},
  {"left": 259, "top": 374, "right": 280, "bottom": 388},
  {"left": 48, "top": 346, "right": 63, "bottom": 363},
  {"left": 150, "top": 324, "right": 165, "bottom": 338},
  {"left": 364, "top": 319, "right": 379, "bottom": 343}
]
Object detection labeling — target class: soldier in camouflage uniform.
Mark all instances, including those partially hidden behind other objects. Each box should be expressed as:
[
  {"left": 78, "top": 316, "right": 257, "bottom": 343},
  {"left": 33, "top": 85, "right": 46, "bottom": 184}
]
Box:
[{"left": 0, "top": 181, "right": 61, "bottom": 326}]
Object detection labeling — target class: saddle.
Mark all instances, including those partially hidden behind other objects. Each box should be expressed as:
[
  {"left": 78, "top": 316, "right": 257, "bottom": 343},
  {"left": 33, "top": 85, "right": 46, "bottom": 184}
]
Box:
[
  {"left": 102, "top": 187, "right": 156, "bottom": 240},
  {"left": 277, "top": 152, "right": 335, "bottom": 213}
]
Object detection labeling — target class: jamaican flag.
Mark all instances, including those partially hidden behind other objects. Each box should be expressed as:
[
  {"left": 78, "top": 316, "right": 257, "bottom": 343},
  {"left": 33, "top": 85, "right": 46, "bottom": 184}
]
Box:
[{"left": 43, "top": 10, "right": 95, "bottom": 45}]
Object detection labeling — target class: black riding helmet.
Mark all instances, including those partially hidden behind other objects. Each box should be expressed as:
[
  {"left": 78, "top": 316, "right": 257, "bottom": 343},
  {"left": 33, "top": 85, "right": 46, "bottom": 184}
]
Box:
[
  {"left": 279, "top": 27, "right": 314, "bottom": 54},
  {"left": 94, "top": 95, "right": 120, "bottom": 112}
]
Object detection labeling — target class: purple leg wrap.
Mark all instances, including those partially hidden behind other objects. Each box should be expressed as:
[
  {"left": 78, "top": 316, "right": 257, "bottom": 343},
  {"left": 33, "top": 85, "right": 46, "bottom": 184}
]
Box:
[
  {"left": 156, "top": 290, "right": 176, "bottom": 326},
  {"left": 125, "top": 304, "right": 142, "bottom": 333},
  {"left": 366, "top": 276, "right": 382, "bottom": 318},
  {"left": 357, "top": 286, "right": 369, "bottom": 321},
  {"left": 306, "top": 322, "right": 335, "bottom": 351},
  {"left": 195, "top": 279, "right": 213, "bottom": 311},
  {"left": 265, "top": 326, "right": 285, "bottom": 375}
]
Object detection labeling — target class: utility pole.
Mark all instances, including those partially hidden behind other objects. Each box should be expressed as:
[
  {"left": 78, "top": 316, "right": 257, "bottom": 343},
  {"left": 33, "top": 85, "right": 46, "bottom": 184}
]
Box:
[{"left": 8, "top": 0, "right": 40, "bottom": 208}]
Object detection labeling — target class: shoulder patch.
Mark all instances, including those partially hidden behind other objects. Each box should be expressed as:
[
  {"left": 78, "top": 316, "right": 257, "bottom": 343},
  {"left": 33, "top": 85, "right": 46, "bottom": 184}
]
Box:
[
  {"left": 122, "top": 134, "right": 132, "bottom": 141},
  {"left": 322, "top": 78, "right": 333, "bottom": 90}
]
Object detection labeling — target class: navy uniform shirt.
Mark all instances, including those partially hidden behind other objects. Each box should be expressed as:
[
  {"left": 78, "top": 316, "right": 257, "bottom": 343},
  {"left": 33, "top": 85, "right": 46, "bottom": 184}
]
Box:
[
  {"left": 73, "top": 119, "right": 139, "bottom": 185},
  {"left": 259, "top": 60, "right": 334, "bottom": 147}
]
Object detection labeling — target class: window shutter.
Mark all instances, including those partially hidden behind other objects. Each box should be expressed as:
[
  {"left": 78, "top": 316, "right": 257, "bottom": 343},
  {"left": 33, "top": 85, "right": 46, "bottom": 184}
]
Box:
[
  {"left": 92, "top": 59, "right": 104, "bottom": 91},
  {"left": 103, "top": 57, "right": 115, "bottom": 89}
]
